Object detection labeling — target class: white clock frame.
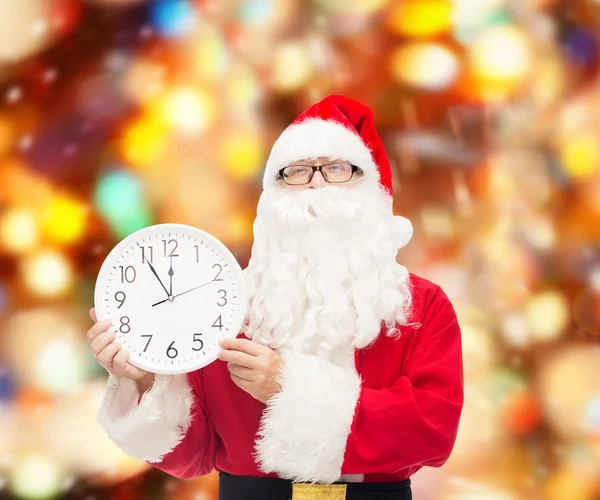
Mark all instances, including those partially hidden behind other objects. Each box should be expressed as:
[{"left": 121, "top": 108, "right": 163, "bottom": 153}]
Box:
[{"left": 94, "top": 223, "right": 247, "bottom": 375}]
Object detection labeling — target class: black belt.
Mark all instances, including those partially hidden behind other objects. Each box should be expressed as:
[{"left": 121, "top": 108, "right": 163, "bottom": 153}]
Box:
[{"left": 218, "top": 471, "right": 412, "bottom": 500}]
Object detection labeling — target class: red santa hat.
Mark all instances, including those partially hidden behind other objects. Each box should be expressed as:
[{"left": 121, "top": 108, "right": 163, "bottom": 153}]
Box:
[{"left": 264, "top": 94, "right": 413, "bottom": 248}]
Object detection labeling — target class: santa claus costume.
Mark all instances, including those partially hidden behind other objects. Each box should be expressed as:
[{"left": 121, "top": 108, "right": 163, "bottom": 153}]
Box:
[{"left": 97, "top": 95, "right": 464, "bottom": 500}]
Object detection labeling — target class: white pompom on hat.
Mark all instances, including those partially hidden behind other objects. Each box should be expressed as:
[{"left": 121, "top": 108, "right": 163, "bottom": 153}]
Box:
[{"left": 392, "top": 215, "right": 413, "bottom": 249}]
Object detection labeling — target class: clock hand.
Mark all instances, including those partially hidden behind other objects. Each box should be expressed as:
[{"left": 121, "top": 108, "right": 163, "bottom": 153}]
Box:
[
  {"left": 147, "top": 261, "right": 170, "bottom": 297},
  {"left": 168, "top": 256, "right": 174, "bottom": 296},
  {"left": 151, "top": 279, "right": 215, "bottom": 307}
]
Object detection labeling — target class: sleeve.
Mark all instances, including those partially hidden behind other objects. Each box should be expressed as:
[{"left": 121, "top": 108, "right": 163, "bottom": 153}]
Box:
[
  {"left": 254, "top": 349, "right": 362, "bottom": 483},
  {"left": 96, "top": 370, "right": 219, "bottom": 479},
  {"left": 340, "top": 287, "right": 464, "bottom": 474},
  {"left": 254, "top": 286, "right": 464, "bottom": 483}
]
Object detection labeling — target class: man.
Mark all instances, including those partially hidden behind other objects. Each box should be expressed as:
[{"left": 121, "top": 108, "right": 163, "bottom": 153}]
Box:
[{"left": 88, "top": 95, "right": 464, "bottom": 500}]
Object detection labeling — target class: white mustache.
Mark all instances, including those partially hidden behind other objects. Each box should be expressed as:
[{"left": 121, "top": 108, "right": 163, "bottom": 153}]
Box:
[{"left": 267, "top": 187, "right": 365, "bottom": 225}]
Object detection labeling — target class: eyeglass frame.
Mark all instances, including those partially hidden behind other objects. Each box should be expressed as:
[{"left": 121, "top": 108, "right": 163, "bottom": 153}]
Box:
[{"left": 276, "top": 161, "right": 363, "bottom": 186}]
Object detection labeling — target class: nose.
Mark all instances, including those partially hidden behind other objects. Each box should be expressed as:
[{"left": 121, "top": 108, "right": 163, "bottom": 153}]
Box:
[{"left": 308, "top": 169, "right": 327, "bottom": 189}]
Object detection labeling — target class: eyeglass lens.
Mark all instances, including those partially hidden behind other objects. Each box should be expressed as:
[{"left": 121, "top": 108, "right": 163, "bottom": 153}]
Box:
[{"left": 282, "top": 163, "right": 353, "bottom": 185}]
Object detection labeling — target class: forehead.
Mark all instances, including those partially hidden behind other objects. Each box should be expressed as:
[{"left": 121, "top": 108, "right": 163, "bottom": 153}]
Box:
[{"left": 287, "top": 157, "right": 342, "bottom": 166}]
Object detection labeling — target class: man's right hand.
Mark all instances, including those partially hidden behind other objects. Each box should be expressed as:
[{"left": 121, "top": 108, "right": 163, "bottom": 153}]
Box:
[{"left": 87, "top": 308, "right": 155, "bottom": 393}]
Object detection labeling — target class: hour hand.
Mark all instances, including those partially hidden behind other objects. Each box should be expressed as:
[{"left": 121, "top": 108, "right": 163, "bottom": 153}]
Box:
[
  {"left": 152, "top": 297, "right": 169, "bottom": 307},
  {"left": 147, "top": 261, "right": 170, "bottom": 297},
  {"left": 168, "top": 256, "right": 174, "bottom": 296}
]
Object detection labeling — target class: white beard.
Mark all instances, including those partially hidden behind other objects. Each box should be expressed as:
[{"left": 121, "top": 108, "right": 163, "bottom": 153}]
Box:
[{"left": 243, "top": 183, "right": 412, "bottom": 362}]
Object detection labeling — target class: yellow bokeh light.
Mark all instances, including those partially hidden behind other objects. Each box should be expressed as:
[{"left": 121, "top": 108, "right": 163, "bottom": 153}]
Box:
[
  {"left": 560, "top": 133, "right": 599, "bottom": 180},
  {"left": 272, "top": 42, "right": 314, "bottom": 92},
  {"left": 387, "top": 0, "right": 452, "bottom": 38},
  {"left": 525, "top": 290, "right": 570, "bottom": 342},
  {"left": 192, "top": 34, "right": 228, "bottom": 82},
  {"left": 9, "top": 453, "right": 64, "bottom": 500},
  {"left": 0, "top": 207, "right": 38, "bottom": 253},
  {"left": 220, "top": 132, "right": 264, "bottom": 180},
  {"left": 120, "top": 115, "right": 168, "bottom": 169},
  {"left": 460, "top": 322, "right": 497, "bottom": 374},
  {"left": 537, "top": 344, "right": 600, "bottom": 439},
  {"left": 390, "top": 42, "right": 459, "bottom": 90},
  {"left": 469, "top": 26, "right": 530, "bottom": 94},
  {"left": 23, "top": 250, "right": 73, "bottom": 298},
  {"left": 321, "top": 0, "right": 390, "bottom": 14},
  {"left": 544, "top": 463, "right": 597, "bottom": 500},
  {"left": 225, "top": 65, "right": 261, "bottom": 113},
  {"left": 41, "top": 194, "right": 88, "bottom": 245},
  {"left": 157, "top": 87, "right": 217, "bottom": 136}
]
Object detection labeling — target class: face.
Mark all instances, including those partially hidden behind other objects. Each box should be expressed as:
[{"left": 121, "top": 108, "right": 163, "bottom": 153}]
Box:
[
  {"left": 246, "top": 155, "right": 412, "bottom": 355},
  {"left": 278, "top": 157, "right": 364, "bottom": 190}
]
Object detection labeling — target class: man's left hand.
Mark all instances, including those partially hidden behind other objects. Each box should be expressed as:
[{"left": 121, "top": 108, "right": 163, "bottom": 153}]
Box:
[{"left": 218, "top": 338, "right": 283, "bottom": 404}]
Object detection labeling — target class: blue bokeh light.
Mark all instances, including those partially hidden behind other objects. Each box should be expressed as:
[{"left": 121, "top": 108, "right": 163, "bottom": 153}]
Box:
[
  {"left": 93, "top": 169, "right": 152, "bottom": 239},
  {"left": 149, "top": 0, "right": 199, "bottom": 39}
]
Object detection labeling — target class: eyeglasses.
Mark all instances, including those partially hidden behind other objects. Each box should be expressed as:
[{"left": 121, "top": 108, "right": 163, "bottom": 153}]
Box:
[{"left": 277, "top": 161, "right": 363, "bottom": 186}]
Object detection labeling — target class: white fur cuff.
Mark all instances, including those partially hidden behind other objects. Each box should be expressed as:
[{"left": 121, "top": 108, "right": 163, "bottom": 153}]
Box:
[
  {"left": 255, "top": 350, "right": 361, "bottom": 483},
  {"left": 96, "top": 373, "right": 194, "bottom": 463}
]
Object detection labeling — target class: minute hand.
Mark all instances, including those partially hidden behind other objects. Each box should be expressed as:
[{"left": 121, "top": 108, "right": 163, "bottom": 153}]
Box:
[{"left": 152, "top": 279, "right": 215, "bottom": 307}]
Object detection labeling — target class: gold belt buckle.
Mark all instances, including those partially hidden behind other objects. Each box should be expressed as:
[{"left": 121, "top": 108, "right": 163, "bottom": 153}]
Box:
[{"left": 292, "top": 483, "right": 347, "bottom": 500}]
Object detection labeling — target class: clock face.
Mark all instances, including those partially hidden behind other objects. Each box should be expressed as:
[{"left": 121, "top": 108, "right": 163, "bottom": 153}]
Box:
[{"left": 94, "top": 223, "right": 247, "bottom": 375}]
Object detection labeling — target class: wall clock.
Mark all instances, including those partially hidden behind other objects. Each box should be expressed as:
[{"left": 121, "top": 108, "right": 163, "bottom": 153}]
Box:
[{"left": 94, "top": 223, "right": 246, "bottom": 375}]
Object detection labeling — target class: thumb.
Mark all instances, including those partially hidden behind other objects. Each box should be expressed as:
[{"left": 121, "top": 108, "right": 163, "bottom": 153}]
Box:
[{"left": 89, "top": 308, "right": 97, "bottom": 322}]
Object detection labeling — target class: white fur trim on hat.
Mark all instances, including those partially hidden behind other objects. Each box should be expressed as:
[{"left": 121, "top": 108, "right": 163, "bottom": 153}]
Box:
[
  {"left": 254, "top": 349, "right": 361, "bottom": 484},
  {"left": 392, "top": 215, "right": 413, "bottom": 249},
  {"left": 96, "top": 373, "right": 194, "bottom": 462},
  {"left": 264, "top": 118, "right": 380, "bottom": 189}
]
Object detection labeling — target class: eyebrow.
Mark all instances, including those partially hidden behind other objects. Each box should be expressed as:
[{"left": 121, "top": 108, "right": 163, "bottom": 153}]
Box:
[{"left": 287, "top": 160, "right": 345, "bottom": 166}]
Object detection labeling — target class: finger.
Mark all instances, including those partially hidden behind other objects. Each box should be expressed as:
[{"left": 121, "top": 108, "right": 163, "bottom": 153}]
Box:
[
  {"left": 90, "top": 330, "right": 116, "bottom": 356},
  {"left": 113, "top": 349, "right": 141, "bottom": 378},
  {"left": 219, "top": 338, "right": 265, "bottom": 356},
  {"left": 97, "top": 342, "right": 122, "bottom": 370},
  {"left": 87, "top": 319, "right": 113, "bottom": 342},
  {"left": 126, "top": 363, "right": 148, "bottom": 380},
  {"left": 227, "top": 362, "right": 254, "bottom": 382},
  {"left": 218, "top": 348, "right": 256, "bottom": 368},
  {"left": 89, "top": 308, "right": 97, "bottom": 322},
  {"left": 112, "top": 347, "right": 131, "bottom": 372}
]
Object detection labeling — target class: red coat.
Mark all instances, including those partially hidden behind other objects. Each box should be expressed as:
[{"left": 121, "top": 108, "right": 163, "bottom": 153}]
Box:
[{"left": 97, "top": 273, "right": 464, "bottom": 484}]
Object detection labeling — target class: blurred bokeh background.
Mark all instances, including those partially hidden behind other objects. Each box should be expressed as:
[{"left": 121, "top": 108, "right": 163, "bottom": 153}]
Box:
[{"left": 0, "top": 0, "right": 599, "bottom": 498}]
